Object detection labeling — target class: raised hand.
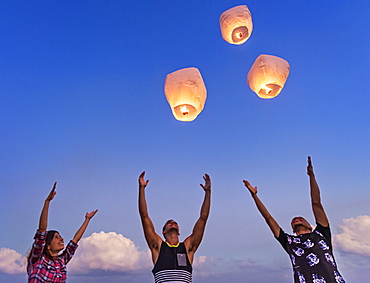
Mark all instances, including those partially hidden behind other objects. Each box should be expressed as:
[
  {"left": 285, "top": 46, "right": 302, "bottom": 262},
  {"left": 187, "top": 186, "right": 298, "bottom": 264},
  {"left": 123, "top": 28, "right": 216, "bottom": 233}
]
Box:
[
  {"left": 39, "top": 182, "right": 57, "bottom": 232},
  {"left": 46, "top": 182, "right": 57, "bottom": 201},
  {"left": 73, "top": 209, "right": 98, "bottom": 244},
  {"left": 307, "top": 156, "right": 314, "bottom": 176},
  {"left": 85, "top": 209, "right": 98, "bottom": 219},
  {"left": 200, "top": 174, "right": 211, "bottom": 191},
  {"left": 243, "top": 180, "right": 257, "bottom": 196},
  {"left": 139, "top": 171, "right": 150, "bottom": 188},
  {"left": 243, "top": 179, "right": 280, "bottom": 237}
]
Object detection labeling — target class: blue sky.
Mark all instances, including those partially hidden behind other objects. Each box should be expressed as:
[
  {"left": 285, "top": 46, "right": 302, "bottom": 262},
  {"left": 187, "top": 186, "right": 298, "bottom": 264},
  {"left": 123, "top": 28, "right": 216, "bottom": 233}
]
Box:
[{"left": 1, "top": 0, "right": 369, "bottom": 282}]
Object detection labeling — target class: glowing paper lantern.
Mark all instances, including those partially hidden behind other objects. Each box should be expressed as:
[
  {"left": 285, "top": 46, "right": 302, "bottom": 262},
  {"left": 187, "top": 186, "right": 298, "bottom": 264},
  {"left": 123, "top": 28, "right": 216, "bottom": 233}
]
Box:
[
  {"left": 219, "top": 5, "right": 253, "bottom": 45},
  {"left": 247, "top": 54, "right": 290, "bottom": 99},
  {"left": 164, "top": 67, "right": 207, "bottom": 122}
]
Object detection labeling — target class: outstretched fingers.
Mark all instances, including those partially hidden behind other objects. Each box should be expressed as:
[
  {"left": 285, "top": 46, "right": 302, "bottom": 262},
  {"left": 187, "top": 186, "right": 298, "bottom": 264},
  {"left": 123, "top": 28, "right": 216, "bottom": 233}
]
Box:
[
  {"left": 139, "top": 171, "right": 150, "bottom": 187},
  {"left": 203, "top": 173, "right": 210, "bottom": 182},
  {"left": 46, "top": 182, "right": 57, "bottom": 201},
  {"left": 307, "top": 156, "right": 314, "bottom": 175},
  {"left": 86, "top": 209, "right": 98, "bottom": 219},
  {"left": 200, "top": 174, "right": 211, "bottom": 191},
  {"left": 243, "top": 180, "right": 257, "bottom": 195}
]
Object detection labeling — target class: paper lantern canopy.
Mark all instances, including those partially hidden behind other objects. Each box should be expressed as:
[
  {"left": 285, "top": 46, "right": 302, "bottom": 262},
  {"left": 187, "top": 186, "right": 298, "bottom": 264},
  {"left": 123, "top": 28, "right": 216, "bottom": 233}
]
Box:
[
  {"left": 219, "top": 5, "right": 253, "bottom": 45},
  {"left": 247, "top": 54, "right": 290, "bottom": 99},
  {"left": 164, "top": 67, "right": 207, "bottom": 122}
]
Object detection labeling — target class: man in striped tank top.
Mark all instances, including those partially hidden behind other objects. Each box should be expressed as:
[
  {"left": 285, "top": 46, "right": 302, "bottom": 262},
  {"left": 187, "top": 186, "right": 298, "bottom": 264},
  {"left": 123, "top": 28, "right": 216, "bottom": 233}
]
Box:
[{"left": 138, "top": 171, "right": 211, "bottom": 283}]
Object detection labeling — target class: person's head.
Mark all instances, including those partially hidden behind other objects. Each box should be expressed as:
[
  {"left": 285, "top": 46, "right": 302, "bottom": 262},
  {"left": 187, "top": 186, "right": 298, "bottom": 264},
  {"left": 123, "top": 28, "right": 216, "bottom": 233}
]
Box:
[
  {"left": 27, "top": 230, "right": 64, "bottom": 265},
  {"left": 291, "top": 216, "right": 312, "bottom": 234},
  {"left": 43, "top": 230, "right": 64, "bottom": 258},
  {"left": 162, "top": 219, "right": 180, "bottom": 240}
]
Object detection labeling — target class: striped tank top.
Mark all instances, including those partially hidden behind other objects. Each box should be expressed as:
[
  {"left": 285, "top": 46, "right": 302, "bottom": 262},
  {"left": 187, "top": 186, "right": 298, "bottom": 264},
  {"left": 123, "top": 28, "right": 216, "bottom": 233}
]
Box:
[{"left": 152, "top": 241, "right": 192, "bottom": 283}]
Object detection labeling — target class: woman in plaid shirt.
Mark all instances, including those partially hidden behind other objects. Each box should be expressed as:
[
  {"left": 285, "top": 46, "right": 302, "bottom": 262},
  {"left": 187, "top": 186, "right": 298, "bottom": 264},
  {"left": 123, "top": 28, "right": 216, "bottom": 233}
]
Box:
[{"left": 27, "top": 182, "right": 98, "bottom": 282}]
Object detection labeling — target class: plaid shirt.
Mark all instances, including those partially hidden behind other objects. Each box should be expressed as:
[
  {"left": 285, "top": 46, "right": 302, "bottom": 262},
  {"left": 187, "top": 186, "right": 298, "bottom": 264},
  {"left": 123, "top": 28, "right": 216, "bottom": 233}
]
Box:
[{"left": 27, "top": 230, "right": 78, "bottom": 283}]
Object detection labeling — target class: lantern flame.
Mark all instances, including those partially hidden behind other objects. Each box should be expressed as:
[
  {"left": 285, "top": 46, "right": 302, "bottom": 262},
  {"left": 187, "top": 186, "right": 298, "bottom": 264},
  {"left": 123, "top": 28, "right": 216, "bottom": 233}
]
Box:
[
  {"left": 164, "top": 67, "right": 207, "bottom": 122},
  {"left": 247, "top": 54, "right": 290, "bottom": 99},
  {"left": 179, "top": 105, "right": 189, "bottom": 115},
  {"left": 236, "top": 32, "right": 243, "bottom": 39},
  {"left": 261, "top": 85, "right": 272, "bottom": 95}
]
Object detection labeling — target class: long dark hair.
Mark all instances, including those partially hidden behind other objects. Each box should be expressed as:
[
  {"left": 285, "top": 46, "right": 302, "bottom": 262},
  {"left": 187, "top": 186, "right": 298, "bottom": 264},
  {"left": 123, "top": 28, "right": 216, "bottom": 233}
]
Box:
[
  {"left": 43, "top": 230, "right": 59, "bottom": 258},
  {"left": 27, "top": 230, "right": 60, "bottom": 266}
]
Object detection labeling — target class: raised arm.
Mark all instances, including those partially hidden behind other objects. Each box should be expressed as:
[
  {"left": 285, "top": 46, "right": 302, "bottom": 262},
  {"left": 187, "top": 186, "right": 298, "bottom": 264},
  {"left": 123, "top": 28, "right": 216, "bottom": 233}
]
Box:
[
  {"left": 38, "top": 182, "right": 57, "bottom": 232},
  {"left": 138, "top": 172, "right": 162, "bottom": 257},
  {"left": 72, "top": 209, "right": 98, "bottom": 244},
  {"left": 184, "top": 174, "right": 211, "bottom": 263},
  {"left": 243, "top": 180, "right": 281, "bottom": 237},
  {"left": 307, "top": 156, "right": 328, "bottom": 227}
]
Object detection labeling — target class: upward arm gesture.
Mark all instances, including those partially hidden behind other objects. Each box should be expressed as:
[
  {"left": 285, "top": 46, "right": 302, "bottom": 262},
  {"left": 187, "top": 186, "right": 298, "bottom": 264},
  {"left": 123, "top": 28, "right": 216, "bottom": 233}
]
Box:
[
  {"left": 307, "top": 156, "right": 328, "bottom": 227},
  {"left": 243, "top": 180, "right": 281, "bottom": 237},
  {"left": 72, "top": 209, "right": 98, "bottom": 244},
  {"left": 184, "top": 174, "right": 211, "bottom": 263},
  {"left": 38, "top": 182, "right": 57, "bottom": 232},
  {"left": 138, "top": 172, "right": 162, "bottom": 261}
]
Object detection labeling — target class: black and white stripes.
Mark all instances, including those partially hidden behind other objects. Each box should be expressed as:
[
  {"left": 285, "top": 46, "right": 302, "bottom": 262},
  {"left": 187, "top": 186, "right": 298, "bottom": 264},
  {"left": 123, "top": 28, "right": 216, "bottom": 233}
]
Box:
[{"left": 154, "top": 269, "right": 192, "bottom": 283}]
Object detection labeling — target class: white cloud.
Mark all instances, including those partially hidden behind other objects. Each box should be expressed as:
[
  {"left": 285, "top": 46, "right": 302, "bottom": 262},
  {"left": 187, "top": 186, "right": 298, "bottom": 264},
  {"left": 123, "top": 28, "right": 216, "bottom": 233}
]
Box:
[
  {"left": 0, "top": 231, "right": 151, "bottom": 275},
  {"left": 333, "top": 215, "right": 370, "bottom": 257},
  {"left": 192, "top": 255, "right": 215, "bottom": 278},
  {"left": 193, "top": 255, "right": 211, "bottom": 268},
  {"left": 68, "top": 231, "right": 152, "bottom": 274},
  {"left": 0, "top": 248, "right": 26, "bottom": 274}
]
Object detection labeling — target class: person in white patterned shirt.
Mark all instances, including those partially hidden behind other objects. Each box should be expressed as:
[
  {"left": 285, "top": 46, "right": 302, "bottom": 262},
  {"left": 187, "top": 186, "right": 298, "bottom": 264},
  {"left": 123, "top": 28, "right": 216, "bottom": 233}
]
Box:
[{"left": 243, "top": 156, "right": 345, "bottom": 283}]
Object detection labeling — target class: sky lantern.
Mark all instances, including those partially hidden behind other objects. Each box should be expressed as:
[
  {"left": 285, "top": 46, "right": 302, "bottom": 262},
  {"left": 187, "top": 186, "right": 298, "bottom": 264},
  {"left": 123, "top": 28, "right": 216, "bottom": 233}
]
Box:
[
  {"left": 219, "top": 5, "right": 253, "bottom": 45},
  {"left": 247, "top": 54, "right": 290, "bottom": 99},
  {"left": 164, "top": 67, "right": 207, "bottom": 122}
]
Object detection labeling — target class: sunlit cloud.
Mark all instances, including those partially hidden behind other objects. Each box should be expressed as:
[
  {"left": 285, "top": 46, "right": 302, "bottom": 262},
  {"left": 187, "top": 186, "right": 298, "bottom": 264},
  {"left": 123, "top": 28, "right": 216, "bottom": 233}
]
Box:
[
  {"left": 0, "top": 232, "right": 152, "bottom": 275},
  {"left": 4, "top": 221, "right": 369, "bottom": 282},
  {"left": 0, "top": 241, "right": 289, "bottom": 281},
  {"left": 333, "top": 215, "right": 370, "bottom": 257},
  {"left": 0, "top": 248, "right": 26, "bottom": 274},
  {"left": 192, "top": 255, "right": 215, "bottom": 278},
  {"left": 68, "top": 231, "right": 152, "bottom": 274}
]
